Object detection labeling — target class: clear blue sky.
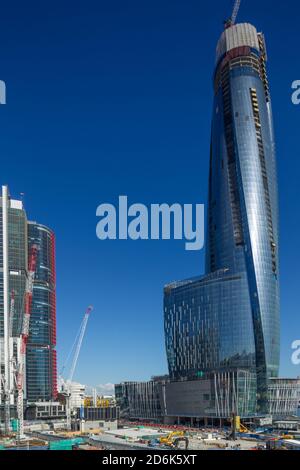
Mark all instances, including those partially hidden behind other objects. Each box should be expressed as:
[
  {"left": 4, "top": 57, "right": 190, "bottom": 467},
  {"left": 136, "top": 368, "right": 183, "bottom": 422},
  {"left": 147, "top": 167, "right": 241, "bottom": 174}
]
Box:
[{"left": 0, "top": 0, "right": 299, "bottom": 388}]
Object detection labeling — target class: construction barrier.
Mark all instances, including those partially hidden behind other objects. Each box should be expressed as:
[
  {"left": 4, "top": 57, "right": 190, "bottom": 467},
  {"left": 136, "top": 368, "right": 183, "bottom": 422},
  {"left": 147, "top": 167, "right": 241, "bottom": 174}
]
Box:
[{"left": 49, "top": 438, "right": 85, "bottom": 451}]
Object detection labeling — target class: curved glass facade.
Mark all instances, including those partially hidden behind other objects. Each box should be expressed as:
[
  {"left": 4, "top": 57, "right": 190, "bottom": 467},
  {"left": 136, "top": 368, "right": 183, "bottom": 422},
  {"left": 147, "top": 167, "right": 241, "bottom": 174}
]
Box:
[
  {"left": 165, "top": 270, "right": 255, "bottom": 377},
  {"left": 26, "top": 222, "right": 57, "bottom": 402},
  {"left": 164, "top": 23, "right": 280, "bottom": 414}
]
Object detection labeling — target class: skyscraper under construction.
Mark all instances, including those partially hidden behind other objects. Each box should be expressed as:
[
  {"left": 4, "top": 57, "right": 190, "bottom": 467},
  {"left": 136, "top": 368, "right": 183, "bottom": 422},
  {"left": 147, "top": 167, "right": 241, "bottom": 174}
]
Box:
[
  {"left": 0, "top": 186, "right": 57, "bottom": 425},
  {"left": 164, "top": 21, "right": 280, "bottom": 415},
  {"left": 26, "top": 222, "right": 57, "bottom": 402}
]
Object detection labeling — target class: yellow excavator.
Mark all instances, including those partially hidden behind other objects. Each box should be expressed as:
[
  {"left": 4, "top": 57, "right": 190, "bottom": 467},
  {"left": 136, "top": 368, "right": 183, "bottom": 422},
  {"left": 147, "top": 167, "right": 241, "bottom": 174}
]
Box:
[
  {"left": 160, "top": 431, "right": 189, "bottom": 449},
  {"left": 239, "top": 423, "right": 250, "bottom": 433}
]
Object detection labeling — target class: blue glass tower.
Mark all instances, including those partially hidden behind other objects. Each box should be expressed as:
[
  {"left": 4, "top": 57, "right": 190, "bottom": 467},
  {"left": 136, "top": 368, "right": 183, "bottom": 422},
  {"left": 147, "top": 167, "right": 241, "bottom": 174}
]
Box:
[
  {"left": 26, "top": 222, "right": 57, "bottom": 402},
  {"left": 164, "top": 23, "right": 280, "bottom": 414}
]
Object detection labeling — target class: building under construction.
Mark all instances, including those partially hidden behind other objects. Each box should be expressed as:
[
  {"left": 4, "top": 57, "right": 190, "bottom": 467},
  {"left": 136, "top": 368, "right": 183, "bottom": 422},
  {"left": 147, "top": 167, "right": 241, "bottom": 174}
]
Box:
[
  {"left": 116, "top": 1, "right": 300, "bottom": 425},
  {"left": 0, "top": 185, "right": 57, "bottom": 436},
  {"left": 26, "top": 222, "right": 57, "bottom": 402}
]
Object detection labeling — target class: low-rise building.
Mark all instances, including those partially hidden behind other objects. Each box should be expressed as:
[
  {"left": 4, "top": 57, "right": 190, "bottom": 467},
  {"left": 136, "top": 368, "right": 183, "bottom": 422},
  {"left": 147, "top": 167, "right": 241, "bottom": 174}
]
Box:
[
  {"left": 115, "top": 375, "right": 300, "bottom": 425},
  {"left": 25, "top": 401, "right": 65, "bottom": 420},
  {"left": 268, "top": 378, "right": 300, "bottom": 418}
]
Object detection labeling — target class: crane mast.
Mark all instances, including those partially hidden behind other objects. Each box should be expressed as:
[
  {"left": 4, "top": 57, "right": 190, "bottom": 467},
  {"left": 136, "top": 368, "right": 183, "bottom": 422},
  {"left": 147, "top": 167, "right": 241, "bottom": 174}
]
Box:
[
  {"left": 225, "top": 0, "right": 241, "bottom": 28},
  {"left": 15, "top": 244, "right": 38, "bottom": 440},
  {"left": 61, "top": 305, "right": 93, "bottom": 430},
  {"left": 0, "top": 292, "right": 15, "bottom": 435},
  {"left": 231, "top": 0, "right": 241, "bottom": 25}
]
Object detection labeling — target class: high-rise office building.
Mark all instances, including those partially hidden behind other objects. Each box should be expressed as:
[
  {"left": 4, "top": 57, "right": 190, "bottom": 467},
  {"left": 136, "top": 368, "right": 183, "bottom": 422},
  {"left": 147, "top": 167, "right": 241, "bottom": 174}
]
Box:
[
  {"left": 0, "top": 186, "right": 57, "bottom": 418},
  {"left": 164, "top": 22, "right": 280, "bottom": 414},
  {"left": 0, "top": 186, "right": 27, "bottom": 411},
  {"left": 116, "top": 21, "right": 300, "bottom": 424},
  {"left": 26, "top": 222, "right": 57, "bottom": 402}
]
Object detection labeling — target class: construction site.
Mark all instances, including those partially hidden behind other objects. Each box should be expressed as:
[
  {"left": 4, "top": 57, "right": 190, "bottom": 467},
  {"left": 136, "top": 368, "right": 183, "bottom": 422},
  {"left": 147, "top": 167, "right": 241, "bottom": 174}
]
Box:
[
  {"left": 92, "top": 419, "right": 300, "bottom": 451},
  {"left": 0, "top": 233, "right": 118, "bottom": 451},
  {"left": 0, "top": 179, "right": 300, "bottom": 451},
  {"left": 1, "top": 0, "right": 300, "bottom": 454},
  {"left": 2, "top": 416, "right": 300, "bottom": 451},
  {"left": 0, "top": 184, "right": 119, "bottom": 450}
]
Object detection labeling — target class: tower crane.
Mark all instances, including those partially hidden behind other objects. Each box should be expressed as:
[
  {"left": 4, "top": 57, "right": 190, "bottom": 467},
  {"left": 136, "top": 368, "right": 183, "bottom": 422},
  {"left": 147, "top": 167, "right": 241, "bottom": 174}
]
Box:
[
  {"left": 15, "top": 244, "right": 39, "bottom": 440},
  {"left": 225, "top": 0, "right": 241, "bottom": 28},
  {"left": 0, "top": 291, "right": 15, "bottom": 436},
  {"left": 60, "top": 305, "right": 93, "bottom": 429},
  {"left": 68, "top": 306, "right": 93, "bottom": 383}
]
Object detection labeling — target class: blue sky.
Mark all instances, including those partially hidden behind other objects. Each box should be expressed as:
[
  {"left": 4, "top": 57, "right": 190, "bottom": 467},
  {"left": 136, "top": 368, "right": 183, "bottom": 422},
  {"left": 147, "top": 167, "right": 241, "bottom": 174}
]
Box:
[{"left": 0, "top": 0, "right": 299, "bottom": 388}]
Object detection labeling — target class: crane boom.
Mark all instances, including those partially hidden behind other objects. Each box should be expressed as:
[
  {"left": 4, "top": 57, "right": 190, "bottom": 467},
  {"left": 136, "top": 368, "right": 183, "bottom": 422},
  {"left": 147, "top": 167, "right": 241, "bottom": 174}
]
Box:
[
  {"left": 68, "top": 306, "right": 93, "bottom": 383},
  {"left": 61, "top": 305, "right": 93, "bottom": 430}
]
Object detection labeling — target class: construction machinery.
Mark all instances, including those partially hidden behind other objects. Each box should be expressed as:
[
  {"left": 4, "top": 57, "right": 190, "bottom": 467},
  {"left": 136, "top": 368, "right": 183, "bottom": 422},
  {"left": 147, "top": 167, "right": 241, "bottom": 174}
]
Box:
[
  {"left": 68, "top": 306, "right": 93, "bottom": 384},
  {"left": 225, "top": 0, "right": 241, "bottom": 28},
  {"left": 15, "top": 244, "right": 39, "bottom": 440},
  {"left": 239, "top": 422, "right": 250, "bottom": 433},
  {"left": 172, "top": 436, "right": 189, "bottom": 449},
  {"left": 159, "top": 431, "right": 188, "bottom": 448},
  {"left": 0, "top": 292, "right": 15, "bottom": 436},
  {"left": 0, "top": 376, "right": 10, "bottom": 436},
  {"left": 60, "top": 305, "right": 93, "bottom": 429},
  {"left": 229, "top": 413, "right": 250, "bottom": 439}
]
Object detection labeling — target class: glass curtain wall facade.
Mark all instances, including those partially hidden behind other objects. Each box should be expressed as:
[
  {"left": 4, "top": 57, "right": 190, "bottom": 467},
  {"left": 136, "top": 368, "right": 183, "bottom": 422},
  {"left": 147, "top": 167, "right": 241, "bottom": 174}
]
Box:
[
  {"left": 26, "top": 222, "right": 57, "bottom": 402},
  {"left": 164, "top": 23, "right": 280, "bottom": 414},
  {"left": 164, "top": 270, "right": 255, "bottom": 379},
  {"left": 0, "top": 200, "right": 27, "bottom": 338},
  {"left": 0, "top": 190, "right": 27, "bottom": 410},
  {"left": 115, "top": 381, "right": 162, "bottom": 421}
]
